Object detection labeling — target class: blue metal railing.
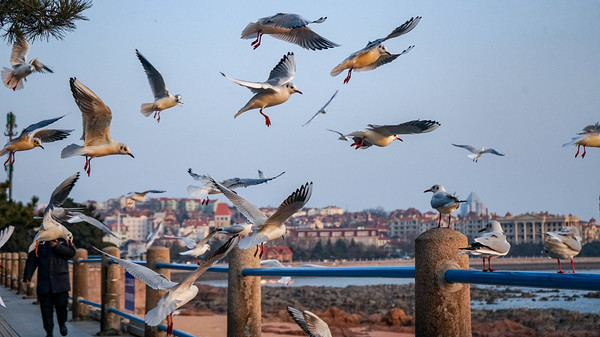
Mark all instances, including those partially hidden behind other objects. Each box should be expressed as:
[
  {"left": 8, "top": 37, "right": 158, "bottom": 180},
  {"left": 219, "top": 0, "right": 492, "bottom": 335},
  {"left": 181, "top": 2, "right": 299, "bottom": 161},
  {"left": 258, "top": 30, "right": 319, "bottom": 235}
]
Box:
[{"left": 242, "top": 266, "right": 415, "bottom": 278}]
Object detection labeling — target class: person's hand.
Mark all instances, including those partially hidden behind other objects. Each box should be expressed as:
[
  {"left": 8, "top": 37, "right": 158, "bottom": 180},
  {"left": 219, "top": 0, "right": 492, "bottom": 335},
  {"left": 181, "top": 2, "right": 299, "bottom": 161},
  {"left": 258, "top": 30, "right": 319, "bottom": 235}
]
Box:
[{"left": 50, "top": 239, "right": 58, "bottom": 247}]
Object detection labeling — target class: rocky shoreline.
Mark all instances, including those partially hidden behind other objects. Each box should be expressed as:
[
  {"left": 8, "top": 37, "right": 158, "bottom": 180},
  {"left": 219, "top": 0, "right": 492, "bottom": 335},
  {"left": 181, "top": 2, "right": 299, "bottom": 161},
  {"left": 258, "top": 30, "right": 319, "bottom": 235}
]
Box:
[{"left": 182, "top": 283, "right": 600, "bottom": 336}]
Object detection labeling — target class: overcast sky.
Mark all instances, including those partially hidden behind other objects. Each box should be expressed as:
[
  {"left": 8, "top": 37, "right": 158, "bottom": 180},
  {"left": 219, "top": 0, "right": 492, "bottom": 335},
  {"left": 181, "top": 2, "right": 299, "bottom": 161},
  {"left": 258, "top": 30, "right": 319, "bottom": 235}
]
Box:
[{"left": 2, "top": 1, "right": 599, "bottom": 220}]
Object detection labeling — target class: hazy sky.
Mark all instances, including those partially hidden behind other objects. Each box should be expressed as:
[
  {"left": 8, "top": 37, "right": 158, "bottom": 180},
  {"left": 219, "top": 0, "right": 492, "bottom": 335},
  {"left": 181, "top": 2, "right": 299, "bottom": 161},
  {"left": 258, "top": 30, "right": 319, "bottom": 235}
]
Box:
[{"left": 2, "top": 1, "right": 600, "bottom": 220}]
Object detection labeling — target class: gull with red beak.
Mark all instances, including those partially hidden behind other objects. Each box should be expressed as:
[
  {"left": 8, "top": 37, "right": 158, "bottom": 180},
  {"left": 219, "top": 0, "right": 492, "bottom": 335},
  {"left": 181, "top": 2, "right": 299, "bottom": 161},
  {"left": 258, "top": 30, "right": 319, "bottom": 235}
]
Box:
[
  {"left": 221, "top": 52, "right": 302, "bottom": 127},
  {"left": 330, "top": 119, "right": 440, "bottom": 149},
  {"left": 424, "top": 184, "right": 465, "bottom": 228}
]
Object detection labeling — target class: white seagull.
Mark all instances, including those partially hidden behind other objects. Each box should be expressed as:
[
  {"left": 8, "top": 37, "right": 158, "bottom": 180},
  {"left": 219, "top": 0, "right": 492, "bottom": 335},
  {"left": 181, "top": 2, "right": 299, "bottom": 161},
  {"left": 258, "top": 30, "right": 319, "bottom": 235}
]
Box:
[
  {"left": 459, "top": 221, "right": 511, "bottom": 272},
  {"left": 221, "top": 52, "right": 302, "bottom": 127},
  {"left": 28, "top": 173, "right": 80, "bottom": 255},
  {"left": 209, "top": 177, "right": 312, "bottom": 258},
  {"left": 125, "top": 190, "right": 166, "bottom": 205},
  {"left": 1, "top": 36, "right": 53, "bottom": 91},
  {"left": 287, "top": 306, "right": 332, "bottom": 337},
  {"left": 63, "top": 210, "right": 118, "bottom": 239},
  {"left": 331, "top": 120, "right": 440, "bottom": 149},
  {"left": 331, "top": 16, "right": 420, "bottom": 84},
  {"left": 94, "top": 236, "right": 237, "bottom": 335},
  {"left": 146, "top": 221, "right": 164, "bottom": 249},
  {"left": 302, "top": 90, "right": 338, "bottom": 127},
  {"left": 452, "top": 144, "right": 505, "bottom": 162},
  {"left": 216, "top": 222, "right": 253, "bottom": 239},
  {"left": 61, "top": 78, "right": 134, "bottom": 176},
  {"left": 163, "top": 228, "right": 217, "bottom": 265},
  {"left": 187, "top": 168, "right": 285, "bottom": 205},
  {"left": 0, "top": 225, "right": 14, "bottom": 307},
  {"left": 260, "top": 259, "right": 324, "bottom": 285},
  {"left": 241, "top": 13, "right": 339, "bottom": 50},
  {"left": 563, "top": 122, "right": 600, "bottom": 159},
  {"left": 544, "top": 227, "right": 582, "bottom": 273},
  {"left": 136, "top": 49, "right": 182, "bottom": 123},
  {"left": 0, "top": 115, "right": 73, "bottom": 166},
  {"left": 424, "top": 184, "right": 465, "bottom": 228}
]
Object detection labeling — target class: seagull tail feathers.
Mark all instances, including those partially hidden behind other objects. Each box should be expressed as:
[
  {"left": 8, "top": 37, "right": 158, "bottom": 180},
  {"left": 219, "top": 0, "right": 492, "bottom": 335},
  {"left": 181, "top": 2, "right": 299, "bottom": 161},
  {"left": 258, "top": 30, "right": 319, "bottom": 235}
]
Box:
[
  {"left": 178, "top": 249, "right": 194, "bottom": 256},
  {"left": 240, "top": 22, "right": 260, "bottom": 39},
  {"left": 238, "top": 234, "right": 265, "bottom": 250},
  {"left": 467, "top": 154, "right": 478, "bottom": 160},
  {"left": 144, "top": 298, "right": 171, "bottom": 327},
  {"left": 140, "top": 103, "right": 155, "bottom": 116},
  {"left": 330, "top": 63, "right": 346, "bottom": 77},
  {"left": 562, "top": 137, "right": 580, "bottom": 147},
  {"left": 2, "top": 67, "right": 23, "bottom": 90},
  {"left": 61, "top": 144, "right": 84, "bottom": 158}
]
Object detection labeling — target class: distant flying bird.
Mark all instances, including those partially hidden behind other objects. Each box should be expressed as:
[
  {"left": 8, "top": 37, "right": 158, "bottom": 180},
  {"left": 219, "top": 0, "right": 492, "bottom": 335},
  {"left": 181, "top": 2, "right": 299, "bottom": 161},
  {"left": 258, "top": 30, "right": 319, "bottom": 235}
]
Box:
[
  {"left": 163, "top": 228, "right": 217, "bottom": 264},
  {"left": 331, "top": 16, "right": 420, "bottom": 83},
  {"left": 452, "top": 144, "right": 505, "bottom": 162},
  {"left": 125, "top": 190, "right": 166, "bottom": 205},
  {"left": 221, "top": 52, "right": 302, "bottom": 127},
  {"left": 459, "top": 221, "right": 511, "bottom": 272},
  {"left": 287, "top": 306, "right": 332, "bottom": 337},
  {"left": 63, "top": 210, "right": 118, "bottom": 239},
  {"left": 241, "top": 13, "right": 339, "bottom": 50},
  {"left": 209, "top": 176, "right": 312, "bottom": 258},
  {"left": 29, "top": 173, "right": 80, "bottom": 255},
  {"left": 563, "top": 122, "right": 600, "bottom": 158},
  {"left": 0, "top": 225, "right": 14, "bottom": 307},
  {"left": 135, "top": 49, "right": 182, "bottom": 123},
  {"left": 216, "top": 222, "right": 253, "bottom": 239},
  {"left": 94, "top": 236, "right": 237, "bottom": 335},
  {"left": 187, "top": 168, "right": 285, "bottom": 205},
  {"left": 1, "top": 36, "right": 53, "bottom": 91},
  {"left": 302, "top": 90, "right": 338, "bottom": 126},
  {"left": 0, "top": 115, "right": 73, "bottom": 166},
  {"left": 544, "top": 227, "right": 582, "bottom": 273},
  {"left": 424, "top": 184, "right": 465, "bottom": 228},
  {"left": 146, "top": 221, "right": 163, "bottom": 249},
  {"left": 331, "top": 120, "right": 440, "bottom": 149},
  {"left": 61, "top": 78, "right": 134, "bottom": 176}
]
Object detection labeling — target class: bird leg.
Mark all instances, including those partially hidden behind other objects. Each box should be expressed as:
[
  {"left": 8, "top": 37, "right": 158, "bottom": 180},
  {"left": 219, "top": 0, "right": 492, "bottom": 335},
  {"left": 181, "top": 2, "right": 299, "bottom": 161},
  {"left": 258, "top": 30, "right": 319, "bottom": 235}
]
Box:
[
  {"left": 570, "top": 258, "right": 576, "bottom": 273},
  {"left": 9, "top": 152, "right": 15, "bottom": 165},
  {"left": 3, "top": 152, "right": 12, "bottom": 166},
  {"left": 251, "top": 30, "right": 263, "bottom": 49},
  {"left": 84, "top": 156, "right": 92, "bottom": 176},
  {"left": 259, "top": 108, "right": 271, "bottom": 127},
  {"left": 35, "top": 240, "right": 39, "bottom": 257},
  {"left": 487, "top": 257, "right": 495, "bottom": 271},
  {"left": 447, "top": 214, "right": 452, "bottom": 229},
  {"left": 167, "top": 312, "right": 173, "bottom": 335},
  {"left": 581, "top": 145, "right": 587, "bottom": 158},
  {"left": 254, "top": 245, "right": 259, "bottom": 257},
  {"left": 437, "top": 213, "right": 442, "bottom": 228},
  {"left": 351, "top": 137, "right": 366, "bottom": 149},
  {"left": 195, "top": 256, "right": 200, "bottom": 265},
  {"left": 156, "top": 111, "right": 161, "bottom": 123},
  {"left": 575, "top": 144, "right": 580, "bottom": 158},
  {"left": 557, "top": 259, "right": 565, "bottom": 273},
  {"left": 481, "top": 258, "right": 488, "bottom": 272},
  {"left": 259, "top": 242, "right": 265, "bottom": 259},
  {"left": 343, "top": 67, "right": 353, "bottom": 84}
]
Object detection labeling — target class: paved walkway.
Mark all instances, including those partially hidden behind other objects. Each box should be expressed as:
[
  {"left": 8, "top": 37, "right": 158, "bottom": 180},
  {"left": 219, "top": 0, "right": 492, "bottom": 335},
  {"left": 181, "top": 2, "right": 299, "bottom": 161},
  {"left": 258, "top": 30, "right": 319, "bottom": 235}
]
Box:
[{"left": 0, "top": 286, "right": 133, "bottom": 336}]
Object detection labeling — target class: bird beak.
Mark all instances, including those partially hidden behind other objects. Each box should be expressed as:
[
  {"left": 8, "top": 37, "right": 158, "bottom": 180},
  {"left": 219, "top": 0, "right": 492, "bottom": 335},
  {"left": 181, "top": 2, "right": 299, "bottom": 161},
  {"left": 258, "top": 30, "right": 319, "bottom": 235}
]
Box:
[
  {"left": 39, "top": 144, "right": 45, "bottom": 150},
  {"left": 479, "top": 227, "right": 488, "bottom": 233},
  {"left": 385, "top": 51, "right": 391, "bottom": 56},
  {"left": 294, "top": 90, "right": 303, "bottom": 94},
  {"left": 128, "top": 153, "right": 135, "bottom": 158},
  {"left": 424, "top": 188, "right": 432, "bottom": 193},
  {"left": 395, "top": 136, "right": 403, "bottom": 142}
]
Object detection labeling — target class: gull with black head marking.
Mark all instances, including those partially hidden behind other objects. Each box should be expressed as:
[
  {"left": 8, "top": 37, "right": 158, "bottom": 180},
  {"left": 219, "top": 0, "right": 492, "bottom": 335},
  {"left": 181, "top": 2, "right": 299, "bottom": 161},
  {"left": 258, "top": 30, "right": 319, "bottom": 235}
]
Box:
[
  {"left": 331, "top": 119, "right": 440, "bottom": 149},
  {"left": 424, "top": 184, "right": 466, "bottom": 228},
  {"left": 61, "top": 78, "right": 134, "bottom": 176},
  {"left": 563, "top": 122, "right": 600, "bottom": 158}
]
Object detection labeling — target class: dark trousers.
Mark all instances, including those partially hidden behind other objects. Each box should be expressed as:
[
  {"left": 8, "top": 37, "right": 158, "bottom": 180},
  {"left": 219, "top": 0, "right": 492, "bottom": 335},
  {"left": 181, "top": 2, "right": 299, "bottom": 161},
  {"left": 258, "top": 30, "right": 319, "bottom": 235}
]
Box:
[{"left": 38, "top": 291, "right": 68, "bottom": 335}]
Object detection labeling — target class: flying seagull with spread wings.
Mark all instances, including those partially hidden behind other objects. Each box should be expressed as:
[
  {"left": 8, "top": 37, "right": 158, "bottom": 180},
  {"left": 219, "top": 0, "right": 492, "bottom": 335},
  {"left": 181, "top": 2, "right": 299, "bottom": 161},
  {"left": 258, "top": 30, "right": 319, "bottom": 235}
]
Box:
[
  {"left": 2, "top": 36, "right": 53, "bottom": 91},
  {"left": 332, "top": 119, "right": 440, "bottom": 149}
]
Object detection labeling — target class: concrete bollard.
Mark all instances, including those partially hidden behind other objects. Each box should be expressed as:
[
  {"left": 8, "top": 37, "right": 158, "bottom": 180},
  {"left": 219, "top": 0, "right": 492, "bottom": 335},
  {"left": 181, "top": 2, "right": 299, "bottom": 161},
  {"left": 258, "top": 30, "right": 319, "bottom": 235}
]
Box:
[
  {"left": 145, "top": 246, "right": 170, "bottom": 337},
  {"left": 17, "top": 252, "right": 27, "bottom": 294},
  {"left": 0, "top": 253, "right": 5, "bottom": 285},
  {"left": 100, "top": 246, "right": 121, "bottom": 335},
  {"left": 415, "top": 228, "right": 471, "bottom": 337},
  {"left": 4, "top": 252, "right": 12, "bottom": 287},
  {"left": 227, "top": 246, "right": 261, "bottom": 337},
  {"left": 72, "top": 248, "right": 89, "bottom": 320},
  {"left": 10, "top": 252, "right": 18, "bottom": 290}
]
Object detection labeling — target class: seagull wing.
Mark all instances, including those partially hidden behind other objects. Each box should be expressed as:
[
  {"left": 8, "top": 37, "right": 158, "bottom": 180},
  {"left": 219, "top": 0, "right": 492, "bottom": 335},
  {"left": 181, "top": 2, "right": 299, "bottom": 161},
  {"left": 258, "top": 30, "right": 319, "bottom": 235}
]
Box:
[
  {"left": 0, "top": 226, "right": 15, "bottom": 249},
  {"left": 327, "top": 128, "right": 349, "bottom": 141},
  {"left": 93, "top": 247, "right": 177, "bottom": 289},
  {"left": 136, "top": 49, "right": 169, "bottom": 100},
  {"left": 354, "top": 45, "right": 414, "bottom": 72},
  {"left": 481, "top": 148, "right": 505, "bottom": 156},
  {"left": 162, "top": 236, "right": 197, "bottom": 249},
  {"left": 474, "top": 232, "right": 511, "bottom": 255},
  {"left": 320, "top": 90, "right": 338, "bottom": 111},
  {"left": 177, "top": 236, "right": 237, "bottom": 289},
  {"left": 69, "top": 78, "right": 112, "bottom": 146},
  {"left": 208, "top": 177, "right": 268, "bottom": 227},
  {"left": 368, "top": 119, "right": 440, "bottom": 137},
  {"left": 45, "top": 172, "right": 79, "bottom": 214},
  {"left": 260, "top": 259, "right": 285, "bottom": 268},
  {"left": 380, "top": 16, "right": 422, "bottom": 43},
  {"left": 196, "top": 228, "right": 218, "bottom": 246},
  {"left": 302, "top": 111, "right": 321, "bottom": 127},
  {"left": 224, "top": 171, "right": 286, "bottom": 189},
  {"left": 452, "top": 144, "right": 479, "bottom": 154},
  {"left": 266, "top": 52, "right": 296, "bottom": 86},
  {"left": 262, "top": 182, "right": 312, "bottom": 228},
  {"left": 270, "top": 26, "right": 339, "bottom": 51},
  {"left": 287, "top": 306, "right": 332, "bottom": 337},
  {"left": 19, "top": 115, "right": 65, "bottom": 138},
  {"left": 187, "top": 168, "right": 211, "bottom": 182},
  {"left": 10, "top": 37, "right": 29, "bottom": 66},
  {"left": 580, "top": 122, "right": 600, "bottom": 135},
  {"left": 31, "top": 129, "right": 73, "bottom": 143},
  {"left": 220, "top": 72, "right": 274, "bottom": 94},
  {"left": 30, "top": 58, "right": 52, "bottom": 73},
  {"left": 67, "top": 212, "right": 118, "bottom": 239}
]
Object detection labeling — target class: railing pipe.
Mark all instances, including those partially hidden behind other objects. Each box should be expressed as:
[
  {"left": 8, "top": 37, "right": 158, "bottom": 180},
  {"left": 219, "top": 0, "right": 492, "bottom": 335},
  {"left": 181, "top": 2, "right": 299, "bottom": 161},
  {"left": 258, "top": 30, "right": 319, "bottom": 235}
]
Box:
[
  {"left": 72, "top": 248, "right": 89, "bottom": 320},
  {"left": 101, "top": 246, "right": 121, "bottom": 334},
  {"left": 242, "top": 266, "right": 415, "bottom": 278},
  {"left": 155, "top": 262, "right": 227, "bottom": 273}
]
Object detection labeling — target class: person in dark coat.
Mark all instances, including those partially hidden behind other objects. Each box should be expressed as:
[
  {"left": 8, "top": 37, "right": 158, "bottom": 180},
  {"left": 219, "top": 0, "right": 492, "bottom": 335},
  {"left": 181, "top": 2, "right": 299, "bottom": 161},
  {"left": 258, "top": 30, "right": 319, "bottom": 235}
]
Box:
[{"left": 24, "top": 238, "right": 76, "bottom": 337}]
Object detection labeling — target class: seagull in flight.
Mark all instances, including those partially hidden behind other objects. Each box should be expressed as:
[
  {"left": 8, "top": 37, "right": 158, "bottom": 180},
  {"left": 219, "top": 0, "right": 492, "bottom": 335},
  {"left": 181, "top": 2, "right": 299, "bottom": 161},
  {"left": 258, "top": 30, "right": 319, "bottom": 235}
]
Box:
[
  {"left": 331, "top": 16, "right": 420, "bottom": 83},
  {"left": 2, "top": 36, "right": 53, "bottom": 91},
  {"left": 187, "top": 168, "right": 285, "bottom": 205},
  {"left": 424, "top": 184, "right": 465, "bottom": 228},
  {"left": 136, "top": 49, "right": 182, "bottom": 123},
  {"left": 302, "top": 90, "right": 338, "bottom": 126},
  {"left": 0, "top": 225, "right": 14, "bottom": 307},
  {"left": 287, "top": 306, "right": 332, "bottom": 337},
  {"left": 94, "top": 236, "right": 237, "bottom": 335},
  {"left": 459, "top": 221, "right": 510, "bottom": 271},
  {"left": 216, "top": 222, "right": 253, "bottom": 239},
  {"left": 544, "top": 227, "right": 582, "bottom": 273},
  {"left": 331, "top": 119, "right": 440, "bottom": 149},
  {"left": 563, "top": 122, "right": 600, "bottom": 158},
  {"left": 209, "top": 176, "right": 312, "bottom": 259},
  {"left": 222, "top": 52, "right": 302, "bottom": 127},
  {"left": 0, "top": 115, "right": 72, "bottom": 166},
  {"left": 241, "top": 13, "right": 339, "bottom": 50},
  {"left": 146, "top": 221, "right": 163, "bottom": 249},
  {"left": 163, "top": 228, "right": 218, "bottom": 265},
  {"left": 61, "top": 78, "right": 134, "bottom": 176},
  {"left": 125, "top": 190, "right": 166, "bottom": 205},
  {"left": 452, "top": 144, "right": 505, "bottom": 162}
]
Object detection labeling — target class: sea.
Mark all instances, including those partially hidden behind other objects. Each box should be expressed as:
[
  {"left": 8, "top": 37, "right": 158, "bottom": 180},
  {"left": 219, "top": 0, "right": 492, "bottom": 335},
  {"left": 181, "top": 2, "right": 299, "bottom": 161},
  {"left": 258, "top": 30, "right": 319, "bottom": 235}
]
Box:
[{"left": 199, "top": 268, "right": 600, "bottom": 314}]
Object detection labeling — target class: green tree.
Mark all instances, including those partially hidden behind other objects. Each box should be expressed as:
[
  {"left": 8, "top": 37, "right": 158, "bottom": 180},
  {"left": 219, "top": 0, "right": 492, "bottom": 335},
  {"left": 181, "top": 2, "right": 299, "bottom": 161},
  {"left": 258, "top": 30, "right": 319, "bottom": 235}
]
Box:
[
  {"left": 0, "top": 191, "right": 38, "bottom": 252},
  {"left": 0, "top": 0, "right": 91, "bottom": 43}
]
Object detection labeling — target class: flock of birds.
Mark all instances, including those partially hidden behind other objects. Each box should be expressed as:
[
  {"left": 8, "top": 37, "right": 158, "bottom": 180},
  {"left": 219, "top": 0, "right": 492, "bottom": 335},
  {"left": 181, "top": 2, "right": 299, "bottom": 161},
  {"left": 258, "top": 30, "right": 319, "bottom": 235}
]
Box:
[{"left": 0, "top": 11, "right": 597, "bottom": 337}]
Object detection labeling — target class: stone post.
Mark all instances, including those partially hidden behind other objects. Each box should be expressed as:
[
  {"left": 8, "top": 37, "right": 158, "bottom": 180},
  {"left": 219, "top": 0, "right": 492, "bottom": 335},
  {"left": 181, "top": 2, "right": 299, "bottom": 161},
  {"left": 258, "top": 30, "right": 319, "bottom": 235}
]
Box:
[
  {"left": 415, "top": 228, "right": 471, "bottom": 337},
  {"left": 72, "top": 248, "right": 89, "bottom": 320},
  {"left": 145, "top": 246, "right": 170, "bottom": 337},
  {"left": 227, "top": 246, "right": 261, "bottom": 337},
  {"left": 17, "top": 252, "right": 27, "bottom": 294},
  {"left": 0, "top": 253, "right": 5, "bottom": 286},
  {"left": 26, "top": 269, "right": 37, "bottom": 298},
  {"left": 4, "top": 252, "right": 12, "bottom": 287},
  {"left": 10, "top": 252, "right": 18, "bottom": 290},
  {"left": 100, "top": 246, "right": 121, "bottom": 335}
]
